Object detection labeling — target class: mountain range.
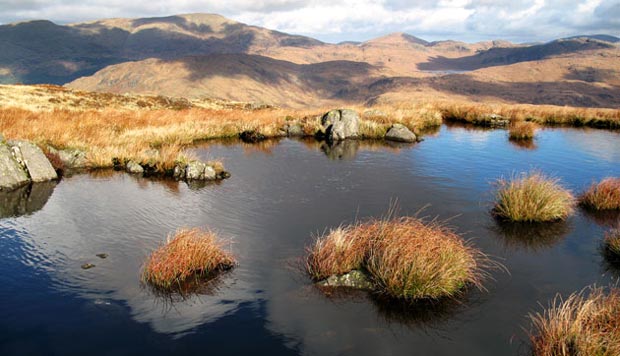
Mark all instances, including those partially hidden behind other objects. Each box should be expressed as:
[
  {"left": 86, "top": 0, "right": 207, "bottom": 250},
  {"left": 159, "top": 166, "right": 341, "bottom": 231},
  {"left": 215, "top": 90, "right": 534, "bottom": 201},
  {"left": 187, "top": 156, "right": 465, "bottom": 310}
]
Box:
[{"left": 1, "top": 13, "right": 619, "bottom": 108}]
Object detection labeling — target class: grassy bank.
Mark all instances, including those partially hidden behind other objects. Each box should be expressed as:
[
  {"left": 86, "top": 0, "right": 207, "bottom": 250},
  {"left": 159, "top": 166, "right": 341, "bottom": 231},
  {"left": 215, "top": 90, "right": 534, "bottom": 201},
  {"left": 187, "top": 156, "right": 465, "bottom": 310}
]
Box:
[{"left": 441, "top": 101, "right": 620, "bottom": 129}]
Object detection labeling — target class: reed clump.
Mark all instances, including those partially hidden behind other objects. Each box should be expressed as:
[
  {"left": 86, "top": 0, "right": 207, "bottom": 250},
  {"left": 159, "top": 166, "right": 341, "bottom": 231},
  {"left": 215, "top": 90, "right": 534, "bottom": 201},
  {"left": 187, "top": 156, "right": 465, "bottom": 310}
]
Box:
[
  {"left": 493, "top": 171, "right": 575, "bottom": 222},
  {"left": 580, "top": 178, "right": 620, "bottom": 211},
  {"left": 528, "top": 286, "right": 620, "bottom": 356},
  {"left": 305, "top": 216, "right": 491, "bottom": 301},
  {"left": 509, "top": 121, "right": 538, "bottom": 140},
  {"left": 142, "top": 228, "right": 235, "bottom": 289},
  {"left": 603, "top": 229, "right": 620, "bottom": 259}
]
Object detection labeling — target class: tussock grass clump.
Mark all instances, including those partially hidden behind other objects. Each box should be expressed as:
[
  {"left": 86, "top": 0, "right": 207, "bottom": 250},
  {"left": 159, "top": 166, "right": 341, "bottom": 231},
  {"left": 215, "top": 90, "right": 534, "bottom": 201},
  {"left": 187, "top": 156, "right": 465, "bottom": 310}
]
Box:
[
  {"left": 580, "top": 178, "right": 620, "bottom": 211},
  {"left": 366, "top": 217, "right": 487, "bottom": 300},
  {"left": 142, "top": 228, "right": 235, "bottom": 289},
  {"left": 603, "top": 229, "right": 620, "bottom": 259},
  {"left": 305, "top": 216, "right": 492, "bottom": 301},
  {"left": 509, "top": 121, "right": 538, "bottom": 140},
  {"left": 493, "top": 171, "right": 575, "bottom": 222},
  {"left": 528, "top": 286, "right": 620, "bottom": 356}
]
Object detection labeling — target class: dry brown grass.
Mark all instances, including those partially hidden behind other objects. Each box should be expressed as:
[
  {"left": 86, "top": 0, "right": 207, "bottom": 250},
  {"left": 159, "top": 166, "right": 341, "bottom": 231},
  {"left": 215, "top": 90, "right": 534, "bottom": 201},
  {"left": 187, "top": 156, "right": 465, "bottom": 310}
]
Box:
[
  {"left": 441, "top": 101, "right": 620, "bottom": 129},
  {"left": 305, "top": 216, "right": 492, "bottom": 301},
  {"left": 509, "top": 121, "right": 538, "bottom": 140},
  {"left": 528, "top": 285, "right": 620, "bottom": 356},
  {"left": 580, "top": 178, "right": 620, "bottom": 211},
  {"left": 493, "top": 171, "right": 576, "bottom": 222},
  {"left": 142, "top": 228, "right": 236, "bottom": 289}
]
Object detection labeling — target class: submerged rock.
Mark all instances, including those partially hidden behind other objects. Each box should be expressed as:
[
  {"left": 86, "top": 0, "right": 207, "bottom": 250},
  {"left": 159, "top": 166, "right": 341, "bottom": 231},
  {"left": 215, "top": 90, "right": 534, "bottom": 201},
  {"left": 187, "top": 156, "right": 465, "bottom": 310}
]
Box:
[
  {"left": 96, "top": 253, "right": 108, "bottom": 259},
  {"left": 385, "top": 124, "right": 417, "bottom": 143},
  {"left": 0, "top": 142, "right": 29, "bottom": 191},
  {"left": 318, "top": 270, "right": 374, "bottom": 290},
  {"left": 81, "top": 263, "right": 96, "bottom": 270},
  {"left": 320, "top": 109, "right": 360, "bottom": 141},
  {"left": 125, "top": 160, "right": 144, "bottom": 174}
]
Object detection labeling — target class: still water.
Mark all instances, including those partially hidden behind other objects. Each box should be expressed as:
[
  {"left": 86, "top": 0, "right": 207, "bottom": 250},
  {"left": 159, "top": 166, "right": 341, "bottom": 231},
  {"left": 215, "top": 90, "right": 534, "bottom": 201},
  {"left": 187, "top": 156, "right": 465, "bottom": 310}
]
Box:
[{"left": 1, "top": 124, "right": 620, "bottom": 355}]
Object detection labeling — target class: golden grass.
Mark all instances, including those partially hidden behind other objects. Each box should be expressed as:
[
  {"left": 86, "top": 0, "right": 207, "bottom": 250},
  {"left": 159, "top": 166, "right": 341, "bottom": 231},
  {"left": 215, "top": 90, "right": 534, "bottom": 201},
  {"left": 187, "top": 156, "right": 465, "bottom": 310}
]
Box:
[
  {"left": 142, "top": 228, "right": 236, "bottom": 289},
  {"left": 604, "top": 229, "right": 620, "bottom": 258},
  {"left": 580, "top": 178, "right": 620, "bottom": 211},
  {"left": 305, "top": 216, "right": 492, "bottom": 301},
  {"left": 509, "top": 121, "right": 538, "bottom": 140},
  {"left": 528, "top": 285, "right": 620, "bottom": 356},
  {"left": 440, "top": 101, "right": 620, "bottom": 129},
  {"left": 493, "top": 171, "right": 576, "bottom": 222}
]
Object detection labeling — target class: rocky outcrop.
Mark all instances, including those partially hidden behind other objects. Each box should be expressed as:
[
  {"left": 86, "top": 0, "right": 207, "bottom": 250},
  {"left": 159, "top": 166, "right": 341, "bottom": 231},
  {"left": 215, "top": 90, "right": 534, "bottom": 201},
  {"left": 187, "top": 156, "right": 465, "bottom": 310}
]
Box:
[
  {"left": 385, "top": 124, "right": 417, "bottom": 143},
  {"left": 9, "top": 140, "right": 58, "bottom": 182},
  {"left": 317, "top": 270, "right": 374, "bottom": 290},
  {"left": 320, "top": 109, "right": 360, "bottom": 141},
  {"left": 0, "top": 142, "right": 30, "bottom": 191},
  {"left": 1, "top": 138, "right": 59, "bottom": 191}
]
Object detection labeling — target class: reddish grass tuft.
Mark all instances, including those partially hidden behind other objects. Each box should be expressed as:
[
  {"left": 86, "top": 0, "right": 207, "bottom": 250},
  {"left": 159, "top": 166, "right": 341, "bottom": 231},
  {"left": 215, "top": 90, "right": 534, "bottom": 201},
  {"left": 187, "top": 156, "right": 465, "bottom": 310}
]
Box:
[
  {"left": 603, "top": 229, "right": 620, "bottom": 258},
  {"left": 528, "top": 285, "right": 620, "bottom": 356},
  {"left": 305, "top": 216, "right": 494, "bottom": 301},
  {"left": 509, "top": 121, "right": 538, "bottom": 140},
  {"left": 493, "top": 171, "right": 576, "bottom": 222},
  {"left": 142, "top": 228, "right": 235, "bottom": 289},
  {"left": 580, "top": 177, "right": 620, "bottom": 211}
]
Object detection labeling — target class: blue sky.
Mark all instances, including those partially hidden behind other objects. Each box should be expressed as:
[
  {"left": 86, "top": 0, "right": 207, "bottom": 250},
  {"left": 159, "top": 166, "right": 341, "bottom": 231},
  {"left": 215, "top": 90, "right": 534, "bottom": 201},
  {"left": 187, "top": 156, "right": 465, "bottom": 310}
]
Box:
[{"left": 0, "top": 0, "right": 618, "bottom": 43}]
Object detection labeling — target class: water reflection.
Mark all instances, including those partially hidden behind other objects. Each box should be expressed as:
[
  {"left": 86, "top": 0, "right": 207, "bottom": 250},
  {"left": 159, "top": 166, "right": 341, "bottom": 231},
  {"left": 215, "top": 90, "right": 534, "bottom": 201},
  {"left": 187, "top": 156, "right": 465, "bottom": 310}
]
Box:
[
  {"left": 0, "top": 181, "right": 57, "bottom": 218},
  {"left": 492, "top": 220, "right": 572, "bottom": 251},
  {"left": 509, "top": 138, "right": 538, "bottom": 151},
  {"left": 582, "top": 209, "right": 620, "bottom": 228}
]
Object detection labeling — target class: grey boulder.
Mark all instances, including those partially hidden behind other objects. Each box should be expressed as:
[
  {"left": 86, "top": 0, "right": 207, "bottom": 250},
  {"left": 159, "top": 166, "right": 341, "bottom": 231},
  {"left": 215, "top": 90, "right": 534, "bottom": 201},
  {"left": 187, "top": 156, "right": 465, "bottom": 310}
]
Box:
[
  {"left": 125, "top": 161, "right": 144, "bottom": 174},
  {"left": 9, "top": 140, "right": 58, "bottom": 182},
  {"left": 321, "top": 109, "right": 360, "bottom": 141},
  {"left": 0, "top": 142, "right": 29, "bottom": 191},
  {"left": 385, "top": 124, "right": 417, "bottom": 143}
]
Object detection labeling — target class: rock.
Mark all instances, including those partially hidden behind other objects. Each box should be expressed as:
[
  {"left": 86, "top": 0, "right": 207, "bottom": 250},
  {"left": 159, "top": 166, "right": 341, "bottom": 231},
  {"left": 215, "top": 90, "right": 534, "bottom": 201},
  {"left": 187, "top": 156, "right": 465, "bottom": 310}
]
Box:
[
  {"left": 204, "top": 165, "right": 217, "bottom": 180},
  {"left": 385, "top": 124, "right": 417, "bottom": 143},
  {"left": 0, "top": 142, "right": 29, "bottom": 191},
  {"left": 8, "top": 140, "right": 58, "bottom": 182},
  {"left": 284, "top": 123, "right": 304, "bottom": 137},
  {"left": 81, "top": 263, "right": 95, "bottom": 270},
  {"left": 321, "top": 109, "right": 360, "bottom": 141},
  {"left": 48, "top": 147, "right": 88, "bottom": 169},
  {"left": 186, "top": 161, "right": 207, "bottom": 180},
  {"left": 318, "top": 270, "right": 374, "bottom": 290},
  {"left": 96, "top": 253, "right": 108, "bottom": 259},
  {"left": 240, "top": 130, "right": 266, "bottom": 143},
  {"left": 173, "top": 164, "right": 186, "bottom": 179},
  {"left": 125, "top": 161, "right": 144, "bottom": 174},
  {"left": 477, "top": 114, "right": 510, "bottom": 127}
]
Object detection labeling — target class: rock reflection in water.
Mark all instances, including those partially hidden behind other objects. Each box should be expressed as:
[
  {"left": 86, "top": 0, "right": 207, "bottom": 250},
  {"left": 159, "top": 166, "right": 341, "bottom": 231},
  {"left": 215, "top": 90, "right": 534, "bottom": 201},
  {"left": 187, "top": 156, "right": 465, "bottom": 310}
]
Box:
[
  {"left": 320, "top": 140, "right": 360, "bottom": 160},
  {"left": 0, "top": 181, "right": 57, "bottom": 218},
  {"left": 492, "top": 220, "right": 572, "bottom": 251}
]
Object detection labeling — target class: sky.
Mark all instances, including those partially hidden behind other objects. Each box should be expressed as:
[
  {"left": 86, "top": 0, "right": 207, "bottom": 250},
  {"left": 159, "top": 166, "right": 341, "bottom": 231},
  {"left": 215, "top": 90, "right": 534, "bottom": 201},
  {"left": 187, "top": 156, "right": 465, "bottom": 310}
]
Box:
[{"left": 0, "top": 0, "right": 618, "bottom": 43}]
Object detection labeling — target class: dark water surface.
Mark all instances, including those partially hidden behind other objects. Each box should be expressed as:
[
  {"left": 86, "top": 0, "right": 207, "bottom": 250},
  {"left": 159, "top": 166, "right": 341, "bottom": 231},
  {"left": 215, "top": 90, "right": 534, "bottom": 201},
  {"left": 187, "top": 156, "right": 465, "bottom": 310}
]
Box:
[{"left": 2, "top": 124, "right": 620, "bottom": 355}]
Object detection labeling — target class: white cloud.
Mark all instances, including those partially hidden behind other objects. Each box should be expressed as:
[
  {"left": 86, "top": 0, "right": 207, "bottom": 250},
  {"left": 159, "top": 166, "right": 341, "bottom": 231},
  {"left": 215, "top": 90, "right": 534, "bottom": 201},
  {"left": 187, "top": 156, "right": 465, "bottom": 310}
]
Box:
[{"left": 0, "top": 0, "right": 618, "bottom": 42}]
